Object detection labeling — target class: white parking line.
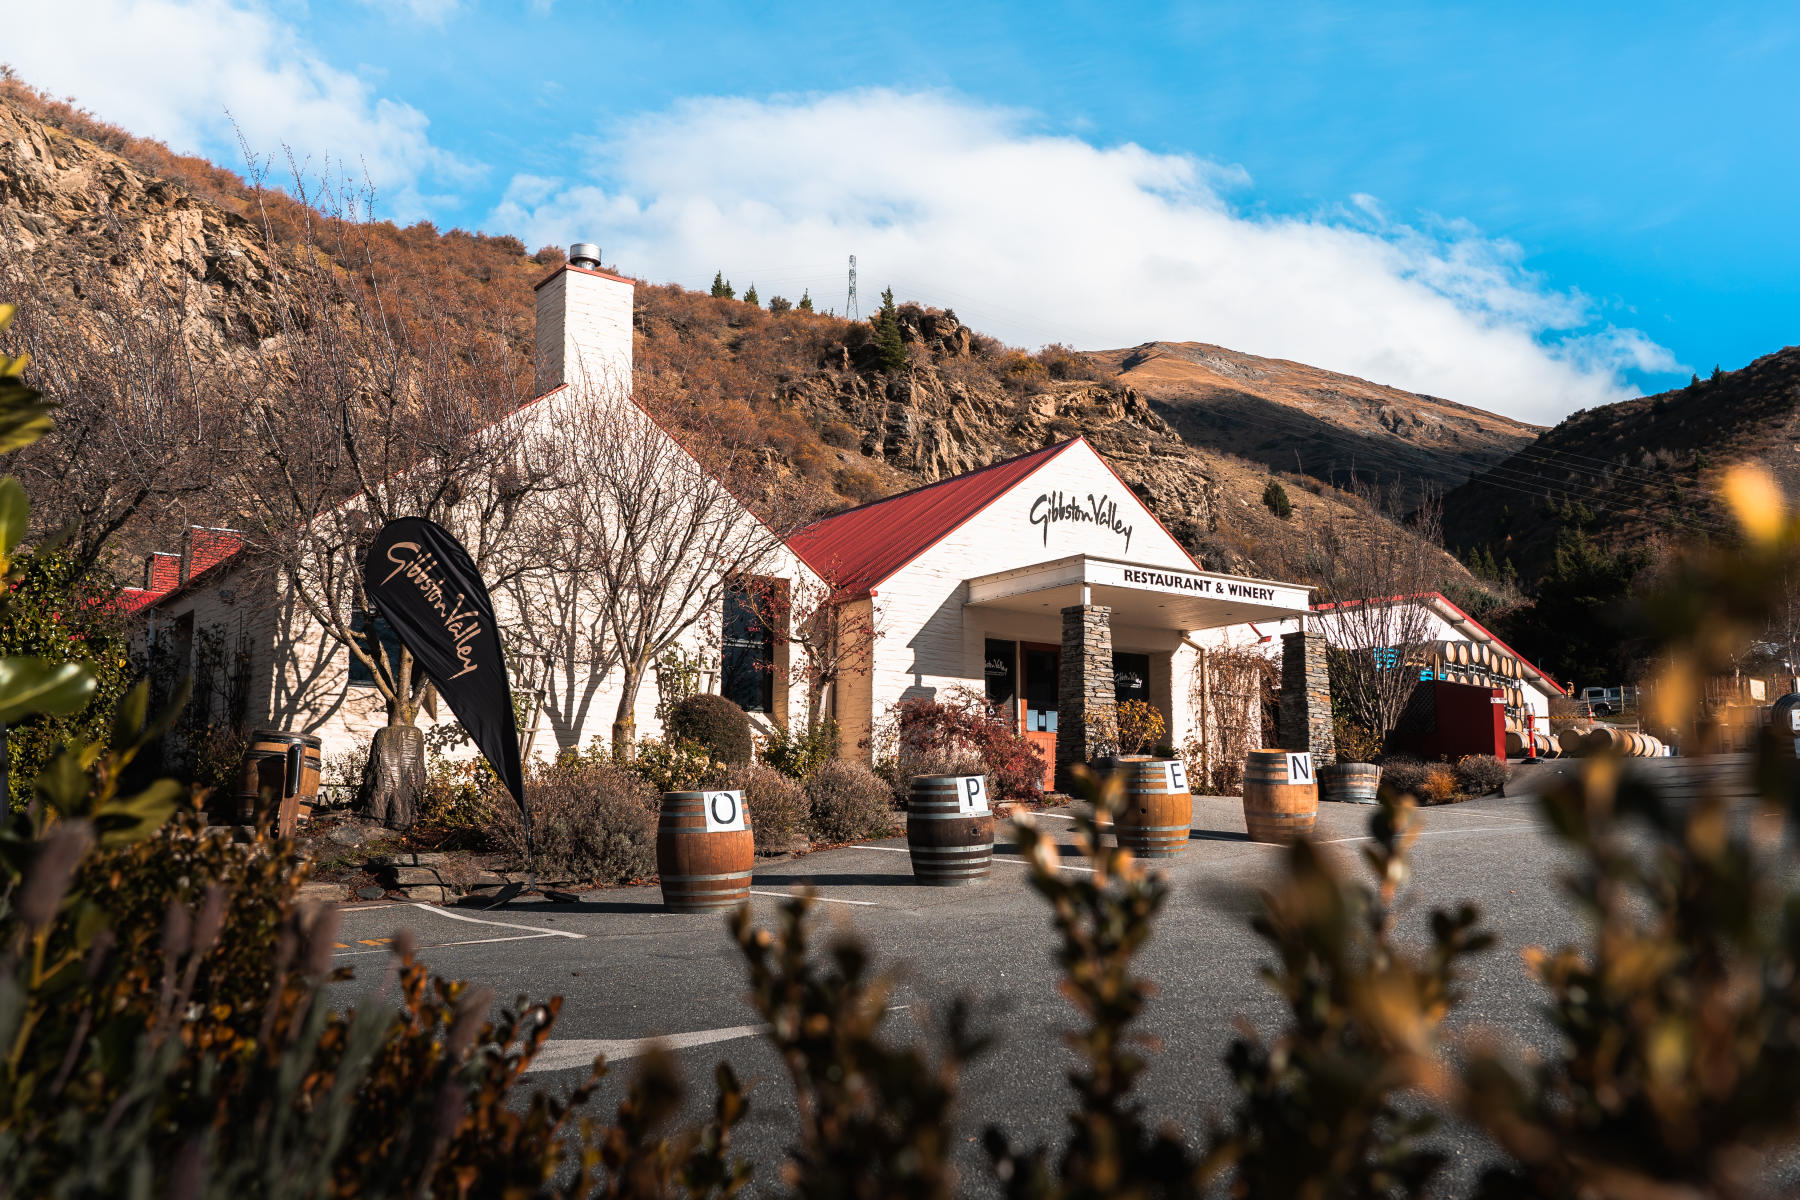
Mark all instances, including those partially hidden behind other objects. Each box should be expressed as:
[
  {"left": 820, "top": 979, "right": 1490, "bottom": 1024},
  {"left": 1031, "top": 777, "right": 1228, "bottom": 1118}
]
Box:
[
  {"left": 409, "top": 902, "right": 586, "bottom": 938},
  {"left": 334, "top": 932, "right": 563, "bottom": 957},
  {"left": 528, "top": 1005, "right": 914, "bottom": 1074},
  {"left": 1316, "top": 825, "right": 1540, "bottom": 846},
  {"left": 750, "top": 889, "right": 878, "bottom": 907}
]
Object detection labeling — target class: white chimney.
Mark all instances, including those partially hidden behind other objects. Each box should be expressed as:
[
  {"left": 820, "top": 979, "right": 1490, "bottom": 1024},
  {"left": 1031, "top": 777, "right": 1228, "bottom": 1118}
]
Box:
[{"left": 533, "top": 242, "right": 635, "bottom": 398}]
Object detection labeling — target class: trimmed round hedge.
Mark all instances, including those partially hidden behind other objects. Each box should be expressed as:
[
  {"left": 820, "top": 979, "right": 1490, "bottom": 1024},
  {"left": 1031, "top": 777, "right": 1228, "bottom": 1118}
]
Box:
[{"left": 667, "top": 693, "right": 754, "bottom": 765}]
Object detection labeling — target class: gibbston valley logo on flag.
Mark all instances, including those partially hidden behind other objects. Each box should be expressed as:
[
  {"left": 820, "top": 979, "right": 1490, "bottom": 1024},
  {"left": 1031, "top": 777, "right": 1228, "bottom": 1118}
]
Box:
[{"left": 363, "top": 517, "right": 525, "bottom": 813}]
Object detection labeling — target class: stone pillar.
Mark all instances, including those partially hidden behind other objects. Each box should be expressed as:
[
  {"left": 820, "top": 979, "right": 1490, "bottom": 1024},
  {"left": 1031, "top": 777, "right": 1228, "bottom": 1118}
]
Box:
[
  {"left": 1280, "top": 630, "right": 1335, "bottom": 763},
  {"left": 1057, "top": 603, "right": 1115, "bottom": 793}
]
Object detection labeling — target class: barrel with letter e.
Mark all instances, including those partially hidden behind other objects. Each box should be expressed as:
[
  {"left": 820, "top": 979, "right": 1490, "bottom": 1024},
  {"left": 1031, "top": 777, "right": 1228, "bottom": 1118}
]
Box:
[
  {"left": 906, "top": 774, "right": 994, "bottom": 886},
  {"left": 1113, "top": 759, "right": 1192, "bottom": 857},
  {"left": 658, "top": 789, "right": 754, "bottom": 912}
]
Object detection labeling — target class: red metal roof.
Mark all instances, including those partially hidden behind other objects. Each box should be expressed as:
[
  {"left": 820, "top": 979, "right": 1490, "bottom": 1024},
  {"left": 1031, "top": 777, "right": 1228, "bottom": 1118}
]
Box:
[{"left": 787, "top": 439, "right": 1081, "bottom": 595}]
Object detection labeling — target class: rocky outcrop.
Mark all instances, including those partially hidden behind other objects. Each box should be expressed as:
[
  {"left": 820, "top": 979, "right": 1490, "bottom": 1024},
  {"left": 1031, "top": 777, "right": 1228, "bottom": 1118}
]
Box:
[{"left": 0, "top": 100, "right": 281, "bottom": 354}]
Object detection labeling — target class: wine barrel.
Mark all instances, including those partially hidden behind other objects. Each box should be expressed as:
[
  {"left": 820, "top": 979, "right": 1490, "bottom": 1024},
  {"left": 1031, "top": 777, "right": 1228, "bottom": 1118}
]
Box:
[
  {"left": 1557, "top": 727, "right": 1587, "bottom": 755},
  {"left": 1505, "top": 730, "right": 1526, "bottom": 758},
  {"left": 1242, "top": 750, "right": 1318, "bottom": 843},
  {"left": 907, "top": 775, "right": 995, "bottom": 884},
  {"left": 235, "top": 730, "right": 321, "bottom": 835},
  {"left": 1584, "top": 726, "right": 1627, "bottom": 754},
  {"left": 1113, "top": 760, "right": 1192, "bottom": 857},
  {"left": 657, "top": 791, "right": 754, "bottom": 912},
  {"left": 1533, "top": 732, "right": 1555, "bottom": 759},
  {"left": 1319, "top": 762, "right": 1381, "bottom": 805},
  {"left": 1451, "top": 642, "right": 1469, "bottom": 666}
]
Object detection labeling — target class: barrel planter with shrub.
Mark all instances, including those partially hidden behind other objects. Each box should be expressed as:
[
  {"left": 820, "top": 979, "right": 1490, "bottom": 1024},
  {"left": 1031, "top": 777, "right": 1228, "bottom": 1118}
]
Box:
[
  {"left": 1112, "top": 759, "right": 1192, "bottom": 857},
  {"left": 1242, "top": 749, "right": 1318, "bottom": 843},
  {"left": 906, "top": 774, "right": 993, "bottom": 886},
  {"left": 657, "top": 789, "right": 754, "bottom": 912},
  {"left": 1318, "top": 761, "right": 1380, "bottom": 805}
]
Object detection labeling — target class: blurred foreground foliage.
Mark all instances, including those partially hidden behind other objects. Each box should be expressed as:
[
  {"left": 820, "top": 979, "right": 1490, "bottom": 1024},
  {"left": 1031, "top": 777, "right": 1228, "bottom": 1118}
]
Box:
[{"left": 6, "top": 292, "right": 1800, "bottom": 1197}]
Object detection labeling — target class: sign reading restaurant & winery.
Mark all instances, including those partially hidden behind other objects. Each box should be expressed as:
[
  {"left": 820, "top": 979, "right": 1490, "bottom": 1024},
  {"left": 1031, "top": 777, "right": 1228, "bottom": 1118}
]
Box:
[
  {"left": 1029, "top": 491, "right": 1133, "bottom": 553},
  {"left": 1117, "top": 565, "right": 1285, "bottom": 603}
]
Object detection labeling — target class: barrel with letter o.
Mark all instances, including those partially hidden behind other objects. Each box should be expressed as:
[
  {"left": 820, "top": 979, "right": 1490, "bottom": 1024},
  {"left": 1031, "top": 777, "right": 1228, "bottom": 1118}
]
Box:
[
  {"left": 1114, "top": 759, "right": 1192, "bottom": 857},
  {"left": 658, "top": 790, "right": 754, "bottom": 912},
  {"left": 1242, "top": 749, "right": 1319, "bottom": 843},
  {"left": 906, "top": 774, "right": 994, "bottom": 886}
]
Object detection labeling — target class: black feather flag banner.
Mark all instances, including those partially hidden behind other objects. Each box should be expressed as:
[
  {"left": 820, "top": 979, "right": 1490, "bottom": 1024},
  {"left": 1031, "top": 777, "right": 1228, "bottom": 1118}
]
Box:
[{"left": 363, "top": 517, "right": 524, "bottom": 811}]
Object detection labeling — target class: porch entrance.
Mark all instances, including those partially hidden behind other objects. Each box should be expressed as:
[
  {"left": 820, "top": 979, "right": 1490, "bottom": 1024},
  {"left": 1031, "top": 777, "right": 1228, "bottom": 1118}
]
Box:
[{"left": 1021, "top": 642, "right": 1060, "bottom": 790}]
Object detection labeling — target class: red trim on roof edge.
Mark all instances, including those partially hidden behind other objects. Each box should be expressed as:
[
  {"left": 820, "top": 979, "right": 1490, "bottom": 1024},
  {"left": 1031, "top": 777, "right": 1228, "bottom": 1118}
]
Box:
[{"left": 531, "top": 262, "right": 637, "bottom": 291}]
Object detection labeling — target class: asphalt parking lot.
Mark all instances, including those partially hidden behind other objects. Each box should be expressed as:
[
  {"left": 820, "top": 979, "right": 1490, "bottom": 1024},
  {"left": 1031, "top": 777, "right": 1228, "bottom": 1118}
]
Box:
[{"left": 328, "top": 775, "right": 1606, "bottom": 1194}]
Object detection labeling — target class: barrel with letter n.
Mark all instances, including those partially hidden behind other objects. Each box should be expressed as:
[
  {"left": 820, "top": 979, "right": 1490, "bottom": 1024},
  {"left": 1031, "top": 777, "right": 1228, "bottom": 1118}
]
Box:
[
  {"left": 906, "top": 774, "right": 994, "bottom": 885},
  {"left": 233, "top": 729, "right": 321, "bottom": 835},
  {"left": 1113, "top": 759, "right": 1193, "bottom": 857},
  {"left": 658, "top": 789, "right": 754, "bottom": 912},
  {"left": 1242, "top": 749, "right": 1319, "bottom": 843}
]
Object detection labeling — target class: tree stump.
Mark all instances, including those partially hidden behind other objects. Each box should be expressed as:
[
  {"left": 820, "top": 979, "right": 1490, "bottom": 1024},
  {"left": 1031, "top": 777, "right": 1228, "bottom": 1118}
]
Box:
[{"left": 361, "top": 724, "right": 425, "bottom": 830}]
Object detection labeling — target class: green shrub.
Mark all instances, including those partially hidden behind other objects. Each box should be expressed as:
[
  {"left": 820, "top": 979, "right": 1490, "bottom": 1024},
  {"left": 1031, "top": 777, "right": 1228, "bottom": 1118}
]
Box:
[
  {"left": 804, "top": 758, "right": 897, "bottom": 844},
  {"left": 729, "top": 762, "right": 809, "bottom": 852},
  {"left": 628, "top": 735, "right": 729, "bottom": 793},
  {"left": 760, "top": 718, "right": 838, "bottom": 780},
  {"left": 418, "top": 756, "right": 501, "bottom": 848},
  {"left": 1332, "top": 712, "right": 1383, "bottom": 764},
  {"left": 1, "top": 551, "right": 131, "bottom": 808},
  {"left": 492, "top": 758, "right": 658, "bottom": 884},
  {"left": 1454, "top": 753, "right": 1510, "bottom": 796},
  {"left": 667, "top": 693, "right": 754, "bottom": 765},
  {"left": 1262, "top": 478, "right": 1292, "bottom": 520}
]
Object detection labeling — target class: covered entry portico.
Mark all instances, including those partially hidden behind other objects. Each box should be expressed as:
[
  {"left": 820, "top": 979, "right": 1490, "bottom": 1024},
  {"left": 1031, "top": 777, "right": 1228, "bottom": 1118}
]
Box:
[{"left": 965, "top": 555, "right": 1312, "bottom": 790}]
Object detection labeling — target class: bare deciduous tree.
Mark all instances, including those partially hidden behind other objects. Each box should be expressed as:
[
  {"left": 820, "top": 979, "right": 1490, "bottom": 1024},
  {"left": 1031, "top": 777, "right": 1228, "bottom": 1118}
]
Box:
[
  {"left": 1312, "top": 480, "right": 1449, "bottom": 747},
  {"left": 227, "top": 163, "right": 558, "bottom": 827},
  {"left": 0, "top": 219, "right": 226, "bottom": 570},
  {"left": 742, "top": 560, "right": 878, "bottom": 732}
]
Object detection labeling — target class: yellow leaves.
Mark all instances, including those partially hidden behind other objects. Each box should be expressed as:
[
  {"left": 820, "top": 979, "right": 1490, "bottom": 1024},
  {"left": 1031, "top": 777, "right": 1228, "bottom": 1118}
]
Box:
[{"left": 1720, "top": 461, "right": 1786, "bottom": 544}]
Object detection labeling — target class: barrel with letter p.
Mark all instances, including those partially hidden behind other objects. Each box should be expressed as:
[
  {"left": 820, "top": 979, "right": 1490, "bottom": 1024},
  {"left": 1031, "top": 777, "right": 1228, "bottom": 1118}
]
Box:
[
  {"left": 906, "top": 774, "right": 994, "bottom": 886},
  {"left": 1114, "top": 759, "right": 1192, "bottom": 857},
  {"left": 1242, "top": 749, "right": 1319, "bottom": 843},
  {"left": 658, "top": 789, "right": 754, "bottom": 912}
]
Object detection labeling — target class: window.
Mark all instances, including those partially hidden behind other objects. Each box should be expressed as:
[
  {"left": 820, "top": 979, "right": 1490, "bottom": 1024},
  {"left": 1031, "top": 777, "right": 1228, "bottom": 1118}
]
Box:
[
  {"left": 721, "top": 583, "right": 774, "bottom": 713},
  {"left": 1113, "top": 652, "right": 1151, "bottom": 704},
  {"left": 984, "top": 639, "right": 1017, "bottom": 715},
  {"left": 349, "top": 609, "right": 402, "bottom": 688}
]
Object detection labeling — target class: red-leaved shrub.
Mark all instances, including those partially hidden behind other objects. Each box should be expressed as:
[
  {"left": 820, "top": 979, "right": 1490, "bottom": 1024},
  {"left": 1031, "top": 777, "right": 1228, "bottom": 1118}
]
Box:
[{"left": 882, "top": 687, "right": 1045, "bottom": 805}]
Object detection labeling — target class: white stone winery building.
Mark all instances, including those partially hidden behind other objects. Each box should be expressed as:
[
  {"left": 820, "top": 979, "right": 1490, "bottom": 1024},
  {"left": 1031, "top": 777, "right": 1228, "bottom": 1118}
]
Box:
[{"left": 130, "top": 242, "right": 1555, "bottom": 791}]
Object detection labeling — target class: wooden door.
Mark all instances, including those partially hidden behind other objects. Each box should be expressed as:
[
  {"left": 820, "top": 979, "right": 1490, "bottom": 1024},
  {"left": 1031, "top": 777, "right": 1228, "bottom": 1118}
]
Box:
[{"left": 1020, "top": 642, "right": 1060, "bottom": 792}]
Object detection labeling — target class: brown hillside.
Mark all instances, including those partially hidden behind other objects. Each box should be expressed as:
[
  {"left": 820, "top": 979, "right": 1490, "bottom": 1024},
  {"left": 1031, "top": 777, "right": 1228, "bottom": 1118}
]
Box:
[
  {"left": 1443, "top": 346, "right": 1800, "bottom": 576},
  {"left": 0, "top": 77, "right": 1488, "bottom": 599},
  {"left": 1087, "top": 341, "right": 1539, "bottom": 495}
]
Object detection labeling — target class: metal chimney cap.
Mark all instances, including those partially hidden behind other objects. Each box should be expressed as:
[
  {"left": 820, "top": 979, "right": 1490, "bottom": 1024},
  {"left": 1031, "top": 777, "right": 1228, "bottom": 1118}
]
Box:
[{"left": 568, "top": 242, "right": 602, "bottom": 269}]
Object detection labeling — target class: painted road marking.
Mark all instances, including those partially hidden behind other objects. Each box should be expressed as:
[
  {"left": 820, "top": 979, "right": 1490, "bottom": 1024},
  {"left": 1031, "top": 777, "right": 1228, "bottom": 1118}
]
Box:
[
  {"left": 409, "top": 902, "right": 587, "bottom": 938},
  {"left": 527, "top": 1024, "right": 767, "bottom": 1074},
  {"left": 750, "top": 889, "right": 878, "bottom": 907},
  {"left": 1316, "top": 825, "right": 1541, "bottom": 846},
  {"left": 527, "top": 1007, "right": 912, "bottom": 1075},
  {"left": 334, "top": 932, "right": 565, "bottom": 957}
]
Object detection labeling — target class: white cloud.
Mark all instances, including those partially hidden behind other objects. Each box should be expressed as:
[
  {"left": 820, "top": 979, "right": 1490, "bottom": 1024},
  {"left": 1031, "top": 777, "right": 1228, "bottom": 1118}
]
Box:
[
  {"left": 355, "top": 0, "right": 464, "bottom": 23},
  {"left": 493, "top": 90, "right": 1676, "bottom": 422},
  {"left": 7, "top": 0, "right": 473, "bottom": 219}
]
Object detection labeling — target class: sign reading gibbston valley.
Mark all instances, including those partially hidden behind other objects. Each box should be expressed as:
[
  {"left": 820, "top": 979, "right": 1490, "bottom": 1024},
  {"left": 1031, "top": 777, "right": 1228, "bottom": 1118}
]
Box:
[
  {"left": 363, "top": 517, "right": 524, "bottom": 811},
  {"left": 1029, "top": 490, "right": 1134, "bottom": 553}
]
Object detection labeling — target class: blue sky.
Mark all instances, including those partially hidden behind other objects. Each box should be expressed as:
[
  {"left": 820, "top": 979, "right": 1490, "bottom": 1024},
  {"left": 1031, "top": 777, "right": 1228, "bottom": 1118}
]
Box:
[{"left": 13, "top": 1, "right": 1799, "bottom": 422}]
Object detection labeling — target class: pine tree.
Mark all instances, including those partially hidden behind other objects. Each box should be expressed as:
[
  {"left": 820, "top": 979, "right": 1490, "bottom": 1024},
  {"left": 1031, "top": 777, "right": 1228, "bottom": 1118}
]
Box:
[
  {"left": 1689, "top": 373, "right": 1701, "bottom": 389},
  {"left": 744, "top": 283, "right": 759, "bottom": 308},
  {"left": 1711, "top": 363, "right": 1724, "bottom": 383},
  {"left": 873, "top": 286, "right": 905, "bottom": 372},
  {"left": 1262, "top": 478, "right": 1292, "bottom": 520},
  {"left": 710, "top": 271, "right": 728, "bottom": 298},
  {"left": 1501, "top": 557, "right": 1518, "bottom": 588},
  {"left": 798, "top": 290, "right": 813, "bottom": 313}
]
